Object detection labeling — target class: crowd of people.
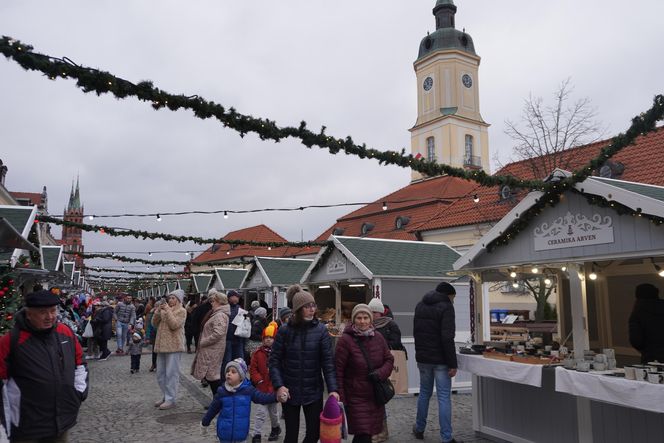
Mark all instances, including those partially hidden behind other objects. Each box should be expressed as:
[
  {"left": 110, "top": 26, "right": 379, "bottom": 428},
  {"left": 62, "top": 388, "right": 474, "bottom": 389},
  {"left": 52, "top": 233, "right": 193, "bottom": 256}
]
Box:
[{"left": 0, "top": 280, "right": 461, "bottom": 443}]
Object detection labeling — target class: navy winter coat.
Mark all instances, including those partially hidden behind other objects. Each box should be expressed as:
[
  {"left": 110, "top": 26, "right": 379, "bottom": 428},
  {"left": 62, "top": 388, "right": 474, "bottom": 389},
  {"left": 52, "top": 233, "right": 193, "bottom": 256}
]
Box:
[
  {"left": 413, "top": 290, "right": 457, "bottom": 368},
  {"left": 201, "top": 378, "right": 276, "bottom": 442},
  {"left": 269, "top": 319, "right": 338, "bottom": 405},
  {"left": 335, "top": 326, "right": 394, "bottom": 436}
]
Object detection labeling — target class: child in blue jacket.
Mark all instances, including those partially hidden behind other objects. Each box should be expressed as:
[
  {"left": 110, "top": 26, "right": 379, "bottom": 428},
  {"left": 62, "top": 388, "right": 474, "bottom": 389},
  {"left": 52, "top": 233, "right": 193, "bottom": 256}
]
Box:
[{"left": 202, "top": 358, "right": 277, "bottom": 443}]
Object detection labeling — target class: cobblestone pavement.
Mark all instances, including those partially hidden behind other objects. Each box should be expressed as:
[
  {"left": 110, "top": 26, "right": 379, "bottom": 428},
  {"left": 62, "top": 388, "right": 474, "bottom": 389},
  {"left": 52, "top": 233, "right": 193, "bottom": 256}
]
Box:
[{"left": 71, "top": 350, "right": 492, "bottom": 443}]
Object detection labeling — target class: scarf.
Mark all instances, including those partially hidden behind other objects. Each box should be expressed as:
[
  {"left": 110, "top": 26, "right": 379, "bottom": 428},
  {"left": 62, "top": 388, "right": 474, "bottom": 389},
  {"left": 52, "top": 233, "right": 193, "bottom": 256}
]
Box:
[
  {"left": 351, "top": 324, "right": 375, "bottom": 337},
  {"left": 224, "top": 381, "right": 242, "bottom": 393},
  {"left": 373, "top": 316, "right": 391, "bottom": 329}
]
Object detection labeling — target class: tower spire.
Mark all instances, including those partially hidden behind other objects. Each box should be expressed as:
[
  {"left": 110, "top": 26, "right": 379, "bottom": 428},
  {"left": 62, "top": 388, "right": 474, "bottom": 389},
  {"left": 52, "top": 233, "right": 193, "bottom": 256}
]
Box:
[
  {"left": 434, "top": 0, "right": 457, "bottom": 29},
  {"left": 73, "top": 174, "right": 81, "bottom": 209}
]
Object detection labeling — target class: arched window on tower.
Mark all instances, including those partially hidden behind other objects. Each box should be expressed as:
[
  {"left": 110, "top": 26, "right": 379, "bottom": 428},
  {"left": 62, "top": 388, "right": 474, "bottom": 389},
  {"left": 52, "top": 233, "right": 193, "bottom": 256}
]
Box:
[{"left": 427, "top": 137, "right": 436, "bottom": 162}]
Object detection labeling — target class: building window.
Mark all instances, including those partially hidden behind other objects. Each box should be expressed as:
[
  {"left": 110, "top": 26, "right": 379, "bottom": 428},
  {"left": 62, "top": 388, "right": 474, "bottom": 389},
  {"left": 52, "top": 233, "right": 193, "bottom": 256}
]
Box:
[
  {"left": 465, "top": 134, "right": 473, "bottom": 159},
  {"left": 427, "top": 137, "right": 436, "bottom": 162}
]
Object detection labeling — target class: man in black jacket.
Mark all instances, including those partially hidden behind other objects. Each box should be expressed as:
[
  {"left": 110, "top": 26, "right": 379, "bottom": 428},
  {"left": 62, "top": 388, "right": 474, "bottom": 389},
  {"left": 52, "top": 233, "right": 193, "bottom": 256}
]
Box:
[
  {"left": 629, "top": 283, "right": 664, "bottom": 363},
  {"left": 412, "top": 282, "right": 458, "bottom": 443},
  {"left": 0, "top": 290, "right": 88, "bottom": 441}
]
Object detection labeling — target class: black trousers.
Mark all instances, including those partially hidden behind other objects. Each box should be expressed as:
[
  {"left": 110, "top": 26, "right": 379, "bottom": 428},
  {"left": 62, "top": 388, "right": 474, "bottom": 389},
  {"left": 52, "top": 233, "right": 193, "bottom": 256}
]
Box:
[
  {"left": 353, "top": 434, "right": 372, "bottom": 443},
  {"left": 96, "top": 338, "right": 109, "bottom": 354},
  {"left": 282, "top": 399, "right": 323, "bottom": 443},
  {"left": 130, "top": 354, "right": 141, "bottom": 370},
  {"left": 151, "top": 350, "right": 157, "bottom": 368},
  {"left": 185, "top": 331, "right": 195, "bottom": 351}
]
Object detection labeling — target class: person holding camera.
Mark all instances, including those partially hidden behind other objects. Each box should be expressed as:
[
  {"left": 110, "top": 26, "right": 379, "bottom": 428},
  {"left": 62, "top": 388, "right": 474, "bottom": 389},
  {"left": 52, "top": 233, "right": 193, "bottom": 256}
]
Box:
[{"left": 151, "top": 290, "right": 187, "bottom": 410}]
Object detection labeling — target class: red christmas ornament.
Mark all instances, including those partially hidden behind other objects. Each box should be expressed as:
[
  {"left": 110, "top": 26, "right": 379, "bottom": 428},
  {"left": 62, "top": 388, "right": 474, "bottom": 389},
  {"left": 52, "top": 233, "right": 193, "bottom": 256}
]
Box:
[
  {"left": 2, "top": 287, "right": 7, "bottom": 291},
  {"left": 6, "top": 314, "right": 13, "bottom": 320},
  {"left": 8, "top": 280, "right": 13, "bottom": 285}
]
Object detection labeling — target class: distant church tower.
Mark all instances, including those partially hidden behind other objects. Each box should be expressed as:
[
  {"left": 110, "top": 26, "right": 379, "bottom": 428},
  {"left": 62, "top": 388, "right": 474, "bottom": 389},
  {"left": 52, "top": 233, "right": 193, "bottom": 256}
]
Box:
[
  {"left": 410, "top": 0, "right": 490, "bottom": 181},
  {"left": 62, "top": 177, "right": 84, "bottom": 270}
]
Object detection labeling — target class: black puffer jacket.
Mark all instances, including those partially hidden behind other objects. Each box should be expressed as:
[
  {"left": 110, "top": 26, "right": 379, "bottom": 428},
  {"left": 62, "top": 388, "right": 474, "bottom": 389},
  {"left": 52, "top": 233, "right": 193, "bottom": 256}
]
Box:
[
  {"left": 629, "top": 298, "right": 664, "bottom": 363},
  {"left": 91, "top": 306, "right": 113, "bottom": 341},
  {"left": 269, "top": 319, "right": 338, "bottom": 405},
  {"left": 413, "top": 290, "right": 457, "bottom": 368},
  {"left": 0, "top": 309, "right": 86, "bottom": 440}
]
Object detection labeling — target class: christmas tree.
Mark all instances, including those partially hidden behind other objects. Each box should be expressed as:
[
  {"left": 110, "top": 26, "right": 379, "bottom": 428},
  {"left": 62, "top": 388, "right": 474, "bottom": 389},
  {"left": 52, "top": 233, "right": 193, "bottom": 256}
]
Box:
[{"left": 0, "top": 269, "right": 21, "bottom": 334}]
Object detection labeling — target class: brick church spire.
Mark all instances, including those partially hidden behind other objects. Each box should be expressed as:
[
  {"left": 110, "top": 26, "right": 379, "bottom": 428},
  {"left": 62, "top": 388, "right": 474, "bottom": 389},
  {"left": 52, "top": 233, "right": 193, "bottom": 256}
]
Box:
[{"left": 62, "top": 176, "right": 84, "bottom": 270}]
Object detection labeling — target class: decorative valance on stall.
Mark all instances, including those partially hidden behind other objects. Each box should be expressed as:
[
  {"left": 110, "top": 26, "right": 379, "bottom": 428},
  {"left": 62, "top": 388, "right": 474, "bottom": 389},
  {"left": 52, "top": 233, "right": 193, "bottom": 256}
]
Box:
[
  {"left": 212, "top": 267, "right": 248, "bottom": 291},
  {"left": 454, "top": 172, "right": 664, "bottom": 273},
  {"left": 177, "top": 278, "right": 192, "bottom": 293},
  {"left": 41, "top": 245, "right": 63, "bottom": 272},
  {"left": 191, "top": 274, "right": 213, "bottom": 294},
  {"left": 63, "top": 261, "right": 75, "bottom": 284},
  {"left": 0, "top": 205, "right": 40, "bottom": 268},
  {"left": 166, "top": 281, "right": 178, "bottom": 293}
]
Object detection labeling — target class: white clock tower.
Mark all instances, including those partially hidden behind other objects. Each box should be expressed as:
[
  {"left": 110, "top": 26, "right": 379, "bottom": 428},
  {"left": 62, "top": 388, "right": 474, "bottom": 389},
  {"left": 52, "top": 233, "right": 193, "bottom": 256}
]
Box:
[{"left": 410, "top": 0, "right": 490, "bottom": 181}]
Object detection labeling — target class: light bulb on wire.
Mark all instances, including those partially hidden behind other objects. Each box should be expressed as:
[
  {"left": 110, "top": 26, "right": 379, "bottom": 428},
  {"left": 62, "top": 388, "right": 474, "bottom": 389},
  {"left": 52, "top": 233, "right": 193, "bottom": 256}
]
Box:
[
  {"left": 156, "top": 214, "right": 162, "bottom": 222},
  {"left": 88, "top": 215, "right": 94, "bottom": 221},
  {"left": 473, "top": 194, "right": 480, "bottom": 203},
  {"left": 224, "top": 211, "right": 228, "bottom": 219},
  {"left": 509, "top": 271, "right": 517, "bottom": 278}
]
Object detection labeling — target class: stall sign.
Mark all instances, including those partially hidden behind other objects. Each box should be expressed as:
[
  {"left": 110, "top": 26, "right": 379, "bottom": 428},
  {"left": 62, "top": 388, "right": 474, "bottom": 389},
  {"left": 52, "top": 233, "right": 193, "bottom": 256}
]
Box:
[
  {"left": 327, "top": 255, "right": 347, "bottom": 275},
  {"left": 534, "top": 211, "right": 614, "bottom": 251}
]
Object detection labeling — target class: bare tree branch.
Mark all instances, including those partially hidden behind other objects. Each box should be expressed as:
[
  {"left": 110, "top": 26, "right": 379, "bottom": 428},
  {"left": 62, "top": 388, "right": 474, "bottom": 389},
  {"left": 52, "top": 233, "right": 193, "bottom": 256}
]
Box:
[{"left": 503, "top": 79, "right": 605, "bottom": 179}]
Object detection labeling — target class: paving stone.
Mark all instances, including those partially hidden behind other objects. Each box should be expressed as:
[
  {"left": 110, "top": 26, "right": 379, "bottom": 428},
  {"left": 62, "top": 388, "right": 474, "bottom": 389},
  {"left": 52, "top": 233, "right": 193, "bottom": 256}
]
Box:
[{"left": 70, "top": 350, "right": 492, "bottom": 442}]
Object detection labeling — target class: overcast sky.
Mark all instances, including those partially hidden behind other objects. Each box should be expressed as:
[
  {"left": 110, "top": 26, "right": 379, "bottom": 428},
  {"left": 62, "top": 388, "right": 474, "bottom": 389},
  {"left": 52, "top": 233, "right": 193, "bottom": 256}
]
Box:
[{"left": 1, "top": 1, "right": 663, "bottom": 279}]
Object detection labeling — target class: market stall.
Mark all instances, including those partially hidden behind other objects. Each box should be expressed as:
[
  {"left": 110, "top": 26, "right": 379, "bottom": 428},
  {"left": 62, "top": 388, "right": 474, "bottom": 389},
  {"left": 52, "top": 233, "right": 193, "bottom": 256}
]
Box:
[
  {"left": 454, "top": 172, "right": 664, "bottom": 442},
  {"left": 209, "top": 267, "right": 248, "bottom": 292},
  {"left": 241, "top": 257, "right": 313, "bottom": 314},
  {"left": 301, "top": 235, "right": 470, "bottom": 391}
]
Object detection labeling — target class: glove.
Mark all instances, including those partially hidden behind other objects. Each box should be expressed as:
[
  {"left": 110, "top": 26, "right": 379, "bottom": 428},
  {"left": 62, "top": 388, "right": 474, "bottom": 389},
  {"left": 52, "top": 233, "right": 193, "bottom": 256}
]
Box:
[{"left": 368, "top": 371, "right": 380, "bottom": 382}]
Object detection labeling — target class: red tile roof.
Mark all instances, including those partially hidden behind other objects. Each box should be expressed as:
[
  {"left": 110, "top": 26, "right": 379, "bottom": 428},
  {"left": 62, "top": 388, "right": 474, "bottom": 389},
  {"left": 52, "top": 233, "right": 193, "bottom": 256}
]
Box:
[
  {"left": 316, "top": 126, "right": 664, "bottom": 238},
  {"left": 9, "top": 191, "right": 42, "bottom": 206},
  {"left": 192, "top": 224, "right": 319, "bottom": 264}
]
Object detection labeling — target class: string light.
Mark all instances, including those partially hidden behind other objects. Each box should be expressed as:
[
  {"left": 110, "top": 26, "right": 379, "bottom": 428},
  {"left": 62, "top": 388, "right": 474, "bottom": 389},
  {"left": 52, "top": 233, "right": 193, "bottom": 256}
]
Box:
[
  {"left": 88, "top": 215, "right": 94, "bottom": 221},
  {"left": 531, "top": 267, "right": 539, "bottom": 274},
  {"left": 156, "top": 214, "right": 162, "bottom": 222},
  {"left": 224, "top": 211, "right": 228, "bottom": 219},
  {"left": 382, "top": 202, "right": 387, "bottom": 211},
  {"left": 544, "top": 278, "right": 552, "bottom": 285},
  {"left": 561, "top": 266, "right": 567, "bottom": 272},
  {"left": 473, "top": 194, "right": 480, "bottom": 203},
  {"left": 589, "top": 271, "right": 597, "bottom": 280},
  {"left": 512, "top": 281, "right": 519, "bottom": 288},
  {"left": 509, "top": 271, "right": 517, "bottom": 278},
  {"left": 148, "top": 252, "right": 152, "bottom": 256}
]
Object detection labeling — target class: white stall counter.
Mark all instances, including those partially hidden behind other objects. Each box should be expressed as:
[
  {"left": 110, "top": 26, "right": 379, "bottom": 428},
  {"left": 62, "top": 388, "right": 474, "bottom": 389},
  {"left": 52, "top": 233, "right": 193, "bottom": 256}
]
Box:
[
  {"left": 555, "top": 366, "right": 664, "bottom": 414},
  {"left": 457, "top": 353, "right": 544, "bottom": 387}
]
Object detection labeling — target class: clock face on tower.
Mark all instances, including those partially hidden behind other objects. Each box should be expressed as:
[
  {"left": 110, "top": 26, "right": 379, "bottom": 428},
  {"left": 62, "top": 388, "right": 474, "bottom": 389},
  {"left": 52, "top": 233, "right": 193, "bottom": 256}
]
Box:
[
  {"left": 423, "top": 76, "right": 433, "bottom": 91},
  {"left": 462, "top": 74, "right": 473, "bottom": 88}
]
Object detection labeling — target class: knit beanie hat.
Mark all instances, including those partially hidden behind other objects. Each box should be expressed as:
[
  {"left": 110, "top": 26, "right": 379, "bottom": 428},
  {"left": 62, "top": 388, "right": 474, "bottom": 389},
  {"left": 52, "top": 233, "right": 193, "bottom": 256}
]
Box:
[
  {"left": 320, "top": 395, "right": 343, "bottom": 443},
  {"left": 262, "top": 321, "right": 278, "bottom": 340},
  {"left": 227, "top": 290, "right": 240, "bottom": 301},
  {"left": 132, "top": 332, "right": 142, "bottom": 340},
  {"left": 287, "top": 284, "right": 315, "bottom": 313},
  {"left": 169, "top": 289, "right": 185, "bottom": 304},
  {"left": 368, "top": 298, "right": 384, "bottom": 314},
  {"left": 251, "top": 300, "right": 260, "bottom": 310},
  {"left": 351, "top": 303, "right": 373, "bottom": 323},
  {"left": 225, "top": 358, "right": 248, "bottom": 380},
  {"left": 254, "top": 307, "right": 267, "bottom": 318},
  {"left": 436, "top": 281, "right": 456, "bottom": 296},
  {"left": 278, "top": 307, "right": 292, "bottom": 321}
]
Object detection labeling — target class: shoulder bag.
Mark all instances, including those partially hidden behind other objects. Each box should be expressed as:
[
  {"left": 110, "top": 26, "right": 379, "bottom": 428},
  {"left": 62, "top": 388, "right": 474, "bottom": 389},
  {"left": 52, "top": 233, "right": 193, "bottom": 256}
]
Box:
[{"left": 353, "top": 337, "right": 395, "bottom": 405}]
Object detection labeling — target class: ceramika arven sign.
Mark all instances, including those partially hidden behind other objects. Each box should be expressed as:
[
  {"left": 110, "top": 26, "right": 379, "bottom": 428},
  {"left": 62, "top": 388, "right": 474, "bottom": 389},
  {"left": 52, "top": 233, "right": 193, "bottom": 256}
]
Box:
[{"left": 533, "top": 211, "right": 614, "bottom": 251}]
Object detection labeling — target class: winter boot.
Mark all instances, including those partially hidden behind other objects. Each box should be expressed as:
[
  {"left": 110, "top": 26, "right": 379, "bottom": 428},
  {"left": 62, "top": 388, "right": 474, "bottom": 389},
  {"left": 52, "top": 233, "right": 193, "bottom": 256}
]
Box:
[
  {"left": 268, "top": 426, "right": 281, "bottom": 441},
  {"left": 252, "top": 435, "right": 262, "bottom": 443}
]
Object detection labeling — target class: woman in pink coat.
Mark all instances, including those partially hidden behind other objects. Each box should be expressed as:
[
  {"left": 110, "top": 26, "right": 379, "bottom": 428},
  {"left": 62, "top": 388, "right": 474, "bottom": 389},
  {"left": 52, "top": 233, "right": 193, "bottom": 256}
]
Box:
[
  {"left": 191, "top": 290, "right": 230, "bottom": 395},
  {"left": 335, "top": 304, "right": 394, "bottom": 443}
]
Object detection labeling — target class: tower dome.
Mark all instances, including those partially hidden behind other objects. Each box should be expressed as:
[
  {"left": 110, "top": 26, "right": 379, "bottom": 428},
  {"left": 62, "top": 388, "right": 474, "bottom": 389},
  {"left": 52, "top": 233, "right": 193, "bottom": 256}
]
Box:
[{"left": 417, "top": 0, "right": 476, "bottom": 60}]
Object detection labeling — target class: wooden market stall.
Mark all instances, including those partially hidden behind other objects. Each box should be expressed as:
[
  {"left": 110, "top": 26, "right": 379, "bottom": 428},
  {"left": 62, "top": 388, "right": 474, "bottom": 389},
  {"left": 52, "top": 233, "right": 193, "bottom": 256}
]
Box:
[
  {"left": 240, "top": 257, "right": 313, "bottom": 314},
  {"left": 301, "top": 235, "right": 471, "bottom": 391},
  {"left": 454, "top": 172, "right": 664, "bottom": 443},
  {"left": 209, "top": 267, "right": 248, "bottom": 292}
]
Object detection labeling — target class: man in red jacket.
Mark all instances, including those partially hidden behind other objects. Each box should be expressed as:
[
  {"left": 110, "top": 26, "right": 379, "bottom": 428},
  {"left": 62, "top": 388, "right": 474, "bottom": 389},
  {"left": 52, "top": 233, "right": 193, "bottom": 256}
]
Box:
[
  {"left": 249, "top": 322, "right": 281, "bottom": 442},
  {"left": 0, "top": 290, "right": 88, "bottom": 442}
]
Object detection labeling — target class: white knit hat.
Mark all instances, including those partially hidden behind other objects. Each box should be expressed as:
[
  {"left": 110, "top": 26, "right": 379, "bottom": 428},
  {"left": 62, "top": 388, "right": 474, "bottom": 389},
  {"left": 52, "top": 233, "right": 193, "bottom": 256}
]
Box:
[
  {"left": 368, "top": 298, "right": 385, "bottom": 314},
  {"left": 169, "top": 289, "right": 185, "bottom": 304}
]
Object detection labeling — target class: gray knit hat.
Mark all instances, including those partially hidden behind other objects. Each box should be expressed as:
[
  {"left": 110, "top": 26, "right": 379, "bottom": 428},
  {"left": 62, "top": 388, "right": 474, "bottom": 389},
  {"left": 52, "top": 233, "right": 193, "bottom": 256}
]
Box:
[
  {"left": 351, "top": 303, "right": 373, "bottom": 323},
  {"left": 254, "top": 307, "right": 267, "bottom": 318},
  {"left": 225, "top": 358, "right": 248, "bottom": 380}
]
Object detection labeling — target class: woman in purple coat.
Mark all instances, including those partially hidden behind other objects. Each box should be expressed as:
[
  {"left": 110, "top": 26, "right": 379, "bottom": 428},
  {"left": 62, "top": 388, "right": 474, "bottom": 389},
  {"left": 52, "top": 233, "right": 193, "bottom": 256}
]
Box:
[{"left": 335, "top": 304, "right": 394, "bottom": 443}]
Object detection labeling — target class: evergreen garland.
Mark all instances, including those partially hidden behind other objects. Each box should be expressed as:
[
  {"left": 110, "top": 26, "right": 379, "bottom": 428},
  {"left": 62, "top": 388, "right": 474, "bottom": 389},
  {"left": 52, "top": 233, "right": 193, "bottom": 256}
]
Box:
[
  {"left": 37, "top": 215, "right": 325, "bottom": 248},
  {"left": 0, "top": 36, "right": 662, "bottom": 191},
  {"left": 78, "top": 252, "right": 248, "bottom": 267},
  {"left": 0, "top": 270, "right": 21, "bottom": 334}
]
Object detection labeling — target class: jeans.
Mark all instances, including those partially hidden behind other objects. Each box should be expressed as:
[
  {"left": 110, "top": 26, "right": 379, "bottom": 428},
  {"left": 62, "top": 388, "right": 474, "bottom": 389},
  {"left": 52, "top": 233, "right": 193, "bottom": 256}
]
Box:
[
  {"left": 156, "top": 352, "right": 182, "bottom": 403},
  {"left": 221, "top": 338, "right": 245, "bottom": 375},
  {"left": 415, "top": 363, "right": 452, "bottom": 442},
  {"left": 116, "top": 321, "right": 129, "bottom": 351}
]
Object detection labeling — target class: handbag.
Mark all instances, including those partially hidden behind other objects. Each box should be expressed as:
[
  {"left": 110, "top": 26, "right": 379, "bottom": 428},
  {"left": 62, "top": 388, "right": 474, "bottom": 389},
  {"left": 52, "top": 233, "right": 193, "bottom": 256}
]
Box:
[
  {"left": 353, "top": 337, "right": 395, "bottom": 405},
  {"left": 234, "top": 316, "right": 251, "bottom": 338},
  {"left": 82, "top": 320, "right": 94, "bottom": 338}
]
